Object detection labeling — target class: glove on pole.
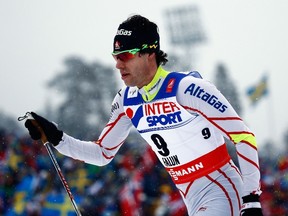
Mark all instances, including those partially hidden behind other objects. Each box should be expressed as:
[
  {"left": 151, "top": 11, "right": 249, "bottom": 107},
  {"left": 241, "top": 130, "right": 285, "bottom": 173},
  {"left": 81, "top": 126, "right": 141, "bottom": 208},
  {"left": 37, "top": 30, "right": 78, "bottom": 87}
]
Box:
[
  {"left": 18, "top": 112, "right": 82, "bottom": 216},
  {"left": 24, "top": 112, "right": 63, "bottom": 146}
]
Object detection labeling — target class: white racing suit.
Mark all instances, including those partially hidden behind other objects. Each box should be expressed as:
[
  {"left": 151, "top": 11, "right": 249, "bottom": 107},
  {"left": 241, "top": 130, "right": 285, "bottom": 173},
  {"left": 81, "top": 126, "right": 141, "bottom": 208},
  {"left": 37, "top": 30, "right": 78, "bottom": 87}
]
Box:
[{"left": 55, "top": 67, "right": 261, "bottom": 215}]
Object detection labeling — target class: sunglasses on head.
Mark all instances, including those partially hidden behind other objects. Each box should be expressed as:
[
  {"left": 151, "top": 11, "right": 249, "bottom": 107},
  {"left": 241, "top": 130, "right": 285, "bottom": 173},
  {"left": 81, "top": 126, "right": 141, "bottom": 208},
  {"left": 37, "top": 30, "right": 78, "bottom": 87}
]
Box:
[{"left": 112, "top": 48, "right": 141, "bottom": 62}]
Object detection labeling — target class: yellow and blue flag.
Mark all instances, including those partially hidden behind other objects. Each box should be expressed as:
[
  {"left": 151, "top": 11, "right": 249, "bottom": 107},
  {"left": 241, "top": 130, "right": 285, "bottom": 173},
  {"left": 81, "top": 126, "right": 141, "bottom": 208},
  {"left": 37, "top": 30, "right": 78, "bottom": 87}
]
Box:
[
  {"left": 5, "top": 175, "right": 35, "bottom": 216},
  {"left": 41, "top": 193, "right": 82, "bottom": 216},
  {"left": 246, "top": 75, "right": 269, "bottom": 105}
]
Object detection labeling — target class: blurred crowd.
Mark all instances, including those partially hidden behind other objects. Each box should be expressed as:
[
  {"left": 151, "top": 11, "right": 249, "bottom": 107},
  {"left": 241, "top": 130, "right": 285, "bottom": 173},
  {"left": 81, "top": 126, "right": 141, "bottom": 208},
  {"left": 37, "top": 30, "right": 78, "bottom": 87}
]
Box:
[
  {"left": 0, "top": 129, "right": 187, "bottom": 216},
  {"left": 0, "top": 128, "right": 287, "bottom": 216}
]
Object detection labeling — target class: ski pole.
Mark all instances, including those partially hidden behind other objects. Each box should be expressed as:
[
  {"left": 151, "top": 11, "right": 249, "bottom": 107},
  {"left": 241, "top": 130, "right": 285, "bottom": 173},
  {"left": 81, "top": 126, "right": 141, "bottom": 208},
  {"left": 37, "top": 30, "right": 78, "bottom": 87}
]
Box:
[
  {"left": 43, "top": 141, "right": 82, "bottom": 216},
  {"left": 18, "top": 112, "right": 82, "bottom": 216}
]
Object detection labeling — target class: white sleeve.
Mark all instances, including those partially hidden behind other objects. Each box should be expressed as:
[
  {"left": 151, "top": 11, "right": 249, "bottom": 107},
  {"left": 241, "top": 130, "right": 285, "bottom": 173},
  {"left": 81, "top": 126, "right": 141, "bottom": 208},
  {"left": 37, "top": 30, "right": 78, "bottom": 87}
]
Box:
[{"left": 55, "top": 88, "right": 133, "bottom": 166}]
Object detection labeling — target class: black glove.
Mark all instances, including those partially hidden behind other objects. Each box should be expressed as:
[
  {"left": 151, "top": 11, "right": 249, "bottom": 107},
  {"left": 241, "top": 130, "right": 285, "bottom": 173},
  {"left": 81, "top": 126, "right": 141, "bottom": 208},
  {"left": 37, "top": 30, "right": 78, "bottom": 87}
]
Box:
[
  {"left": 240, "top": 194, "right": 263, "bottom": 216},
  {"left": 24, "top": 112, "right": 63, "bottom": 146}
]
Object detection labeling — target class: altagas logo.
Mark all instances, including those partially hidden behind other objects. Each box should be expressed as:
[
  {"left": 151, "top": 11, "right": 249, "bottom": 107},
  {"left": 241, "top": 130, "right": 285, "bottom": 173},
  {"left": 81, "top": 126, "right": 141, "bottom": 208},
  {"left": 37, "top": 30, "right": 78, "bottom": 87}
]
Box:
[
  {"left": 117, "top": 29, "right": 132, "bottom": 36},
  {"left": 184, "top": 83, "right": 228, "bottom": 113}
]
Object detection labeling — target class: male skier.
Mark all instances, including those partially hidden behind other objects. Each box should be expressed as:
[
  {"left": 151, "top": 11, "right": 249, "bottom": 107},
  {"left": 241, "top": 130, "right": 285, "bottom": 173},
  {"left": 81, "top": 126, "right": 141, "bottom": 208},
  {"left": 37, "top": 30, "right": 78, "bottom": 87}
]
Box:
[{"left": 25, "top": 15, "right": 263, "bottom": 215}]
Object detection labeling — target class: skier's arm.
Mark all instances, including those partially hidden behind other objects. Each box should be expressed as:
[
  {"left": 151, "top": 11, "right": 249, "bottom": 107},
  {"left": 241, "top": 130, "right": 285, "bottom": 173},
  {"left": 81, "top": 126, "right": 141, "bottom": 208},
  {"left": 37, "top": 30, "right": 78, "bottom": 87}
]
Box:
[{"left": 55, "top": 88, "right": 132, "bottom": 166}]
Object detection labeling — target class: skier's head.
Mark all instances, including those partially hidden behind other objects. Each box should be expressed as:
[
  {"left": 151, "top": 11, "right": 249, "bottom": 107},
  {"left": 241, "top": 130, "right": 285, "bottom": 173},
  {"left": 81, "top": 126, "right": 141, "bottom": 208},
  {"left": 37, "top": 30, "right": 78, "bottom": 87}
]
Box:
[{"left": 112, "top": 14, "right": 168, "bottom": 66}]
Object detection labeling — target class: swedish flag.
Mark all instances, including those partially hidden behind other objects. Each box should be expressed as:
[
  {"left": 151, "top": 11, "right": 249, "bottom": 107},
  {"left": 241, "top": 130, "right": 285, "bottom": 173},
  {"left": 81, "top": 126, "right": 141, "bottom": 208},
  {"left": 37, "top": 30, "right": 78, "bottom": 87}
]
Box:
[
  {"left": 41, "top": 193, "right": 82, "bottom": 216},
  {"left": 6, "top": 175, "right": 35, "bottom": 215},
  {"left": 246, "top": 75, "right": 269, "bottom": 105}
]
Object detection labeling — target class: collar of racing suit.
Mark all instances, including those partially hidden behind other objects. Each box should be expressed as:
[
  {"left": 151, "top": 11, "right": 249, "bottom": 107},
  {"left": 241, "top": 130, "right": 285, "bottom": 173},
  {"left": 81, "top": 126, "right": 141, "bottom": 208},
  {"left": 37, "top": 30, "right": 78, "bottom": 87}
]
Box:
[{"left": 139, "top": 66, "right": 169, "bottom": 102}]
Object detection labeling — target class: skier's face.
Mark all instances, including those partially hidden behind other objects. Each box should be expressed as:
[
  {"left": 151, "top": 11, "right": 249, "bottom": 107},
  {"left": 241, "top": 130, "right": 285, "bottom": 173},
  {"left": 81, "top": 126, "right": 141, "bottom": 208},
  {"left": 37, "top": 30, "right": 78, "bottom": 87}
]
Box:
[{"left": 114, "top": 52, "right": 156, "bottom": 88}]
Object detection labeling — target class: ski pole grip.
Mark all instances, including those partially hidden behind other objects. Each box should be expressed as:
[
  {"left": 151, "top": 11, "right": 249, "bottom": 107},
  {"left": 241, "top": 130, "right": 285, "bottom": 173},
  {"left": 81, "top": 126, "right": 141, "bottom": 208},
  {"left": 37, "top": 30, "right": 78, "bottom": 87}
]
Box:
[{"left": 31, "top": 120, "right": 48, "bottom": 144}]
